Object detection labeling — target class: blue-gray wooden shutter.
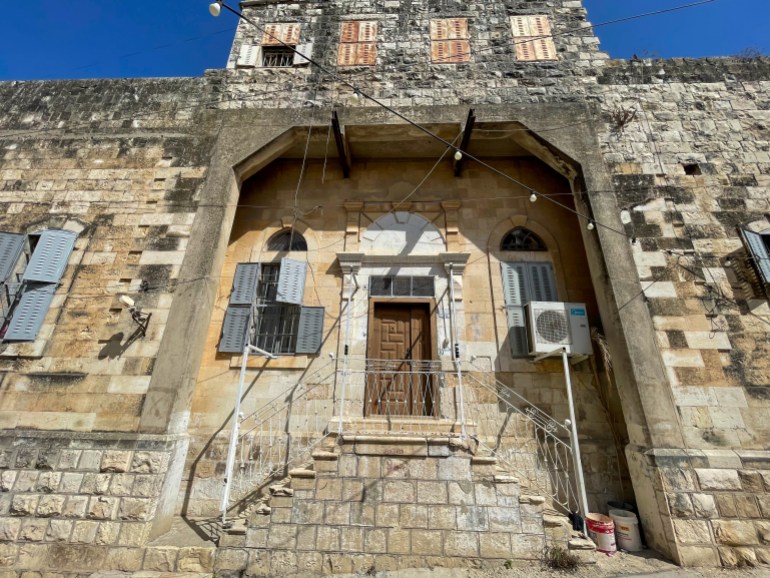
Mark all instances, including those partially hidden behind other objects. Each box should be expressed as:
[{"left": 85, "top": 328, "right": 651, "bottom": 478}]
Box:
[
  {"left": 276, "top": 257, "right": 306, "bottom": 305},
  {"left": 230, "top": 263, "right": 260, "bottom": 305},
  {"left": 295, "top": 306, "right": 324, "bottom": 354},
  {"left": 0, "top": 232, "right": 25, "bottom": 283},
  {"left": 23, "top": 230, "right": 77, "bottom": 283},
  {"left": 742, "top": 229, "right": 770, "bottom": 284},
  {"left": 527, "top": 262, "right": 558, "bottom": 302},
  {"left": 4, "top": 284, "right": 57, "bottom": 341},
  {"left": 501, "top": 262, "right": 529, "bottom": 357},
  {"left": 219, "top": 306, "right": 251, "bottom": 353}
]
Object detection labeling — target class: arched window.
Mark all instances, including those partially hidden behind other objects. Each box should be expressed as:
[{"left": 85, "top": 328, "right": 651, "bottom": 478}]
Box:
[
  {"left": 267, "top": 228, "right": 307, "bottom": 251},
  {"left": 500, "top": 227, "right": 547, "bottom": 252}
]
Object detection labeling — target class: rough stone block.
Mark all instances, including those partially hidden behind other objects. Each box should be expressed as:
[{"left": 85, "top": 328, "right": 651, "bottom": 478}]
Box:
[
  {"left": 383, "top": 480, "right": 415, "bottom": 503},
  {"left": 716, "top": 495, "right": 738, "bottom": 518},
  {"left": 10, "top": 495, "right": 39, "bottom": 517},
  {"left": 696, "top": 469, "right": 741, "bottom": 491},
  {"left": 62, "top": 495, "right": 89, "bottom": 519},
  {"left": 291, "top": 500, "right": 323, "bottom": 524},
  {"left": 0, "top": 519, "right": 20, "bottom": 541},
  {"left": 132, "top": 475, "right": 161, "bottom": 498},
  {"left": 142, "top": 547, "right": 177, "bottom": 571},
  {"left": 88, "top": 496, "right": 118, "bottom": 520},
  {"left": 342, "top": 479, "right": 364, "bottom": 501},
  {"left": 100, "top": 451, "right": 132, "bottom": 473},
  {"left": 457, "top": 505, "right": 488, "bottom": 531},
  {"left": 216, "top": 547, "right": 249, "bottom": 571},
  {"left": 36, "top": 496, "right": 65, "bottom": 518},
  {"left": 295, "top": 525, "right": 316, "bottom": 551},
  {"left": 315, "top": 479, "right": 342, "bottom": 501},
  {"left": 81, "top": 473, "right": 111, "bottom": 495},
  {"left": 340, "top": 527, "right": 364, "bottom": 552},
  {"left": 365, "top": 528, "right": 387, "bottom": 554},
  {"left": 399, "top": 504, "right": 427, "bottom": 529},
  {"left": 245, "top": 528, "right": 267, "bottom": 548},
  {"left": 691, "top": 493, "right": 718, "bottom": 518},
  {"left": 444, "top": 531, "right": 479, "bottom": 557},
  {"left": 109, "top": 474, "right": 134, "bottom": 496},
  {"left": 416, "top": 481, "right": 447, "bottom": 504},
  {"left": 667, "top": 492, "right": 694, "bottom": 517},
  {"left": 58, "top": 450, "right": 81, "bottom": 470},
  {"left": 738, "top": 470, "right": 764, "bottom": 493},
  {"left": 480, "top": 532, "right": 512, "bottom": 558},
  {"left": 118, "top": 497, "right": 153, "bottom": 521},
  {"left": 350, "top": 503, "right": 374, "bottom": 526},
  {"left": 437, "top": 457, "right": 470, "bottom": 481},
  {"left": 35, "top": 473, "right": 61, "bottom": 493},
  {"left": 94, "top": 521, "right": 120, "bottom": 545},
  {"left": 71, "top": 521, "right": 99, "bottom": 544},
  {"left": 0, "top": 472, "right": 15, "bottom": 494},
  {"left": 447, "top": 481, "right": 474, "bottom": 505},
  {"left": 130, "top": 451, "right": 164, "bottom": 474},
  {"left": 78, "top": 451, "right": 103, "bottom": 472},
  {"left": 488, "top": 506, "right": 521, "bottom": 532},
  {"left": 116, "top": 522, "right": 149, "bottom": 546},
  {"left": 411, "top": 529, "right": 443, "bottom": 555},
  {"left": 19, "top": 520, "right": 47, "bottom": 542},
  {"left": 428, "top": 505, "right": 456, "bottom": 530},
  {"left": 59, "top": 472, "right": 84, "bottom": 493},
  {"left": 713, "top": 520, "right": 759, "bottom": 546},
  {"left": 357, "top": 456, "right": 381, "bottom": 478},
  {"left": 267, "top": 524, "right": 297, "bottom": 549},
  {"left": 677, "top": 545, "right": 720, "bottom": 567},
  {"left": 45, "top": 520, "right": 73, "bottom": 542},
  {"left": 475, "top": 481, "right": 497, "bottom": 506},
  {"left": 105, "top": 547, "right": 145, "bottom": 572},
  {"left": 316, "top": 526, "right": 339, "bottom": 551},
  {"left": 735, "top": 495, "right": 761, "bottom": 519},
  {"left": 177, "top": 547, "right": 215, "bottom": 572},
  {"left": 375, "top": 503, "right": 399, "bottom": 527},
  {"left": 387, "top": 528, "right": 410, "bottom": 554},
  {"left": 269, "top": 550, "right": 297, "bottom": 576},
  {"left": 13, "top": 472, "right": 38, "bottom": 493},
  {"left": 510, "top": 534, "right": 545, "bottom": 559}
]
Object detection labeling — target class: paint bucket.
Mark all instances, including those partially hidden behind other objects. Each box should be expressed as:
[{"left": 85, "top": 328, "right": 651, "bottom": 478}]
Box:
[
  {"left": 586, "top": 513, "right": 616, "bottom": 554},
  {"left": 609, "top": 509, "right": 643, "bottom": 552}
]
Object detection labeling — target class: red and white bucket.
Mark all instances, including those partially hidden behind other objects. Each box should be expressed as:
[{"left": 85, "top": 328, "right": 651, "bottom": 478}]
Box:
[{"left": 586, "top": 513, "right": 616, "bottom": 554}]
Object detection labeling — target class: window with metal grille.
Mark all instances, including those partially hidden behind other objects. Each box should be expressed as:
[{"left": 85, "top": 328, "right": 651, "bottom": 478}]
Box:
[
  {"left": 500, "top": 227, "right": 547, "bottom": 252},
  {"left": 267, "top": 229, "right": 308, "bottom": 251},
  {"left": 261, "top": 47, "right": 295, "bottom": 68},
  {"left": 735, "top": 228, "right": 770, "bottom": 300},
  {"left": 370, "top": 276, "right": 435, "bottom": 297},
  {"left": 510, "top": 15, "right": 557, "bottom": 61},
  {"left": 0, "top": 229, "right": 76, "bottom": 342},
  {"left": 430, "top": 18, "right": 470, "bottom": 64},
  {"left": 218, "top": 260, "right": 324, "bottom": 355}
]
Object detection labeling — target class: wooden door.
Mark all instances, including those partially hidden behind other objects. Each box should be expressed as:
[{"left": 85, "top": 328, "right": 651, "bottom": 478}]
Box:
[{"left": 366, "top": 303, "right": 435, "bottom": 416}]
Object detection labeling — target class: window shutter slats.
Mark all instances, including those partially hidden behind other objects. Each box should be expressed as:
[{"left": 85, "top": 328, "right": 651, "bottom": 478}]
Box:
[
  {"left": 276, "top": 257, "right": 306, "bottom": 305},
  {"left": 262, "top": 24, "right": 283, "bottom": 45},
  {"left": 511, "top": 16, "right": 556, "bottom": 61},
  {"left": 295, "top": 306, "right": 324, "bottom": 354},
  {"left": 449, "top": 40, "right": 470, "bottom": 63},
  {"left": 510, "top": 16, "right": 532, "bottom": 37},
  {"left": 742, "top": 229, "right": 770, "bottom": 284},
  {"left": 515, "top": 39, "right": 537, "bottom": 61},
  {"left": 293, "top": 43, "right": 313, "bottom": 65},
  {"left": 432, "top": 40, "right": 450, "bottom": 63},
  {"left": 356, "top": 43, "right": 377, "bottom": 65},
  {"left": 219, "top": 306, "right": 251, "bottom": 353},
  {"left": 23, "top": 230, "right": 76, "bottom": 284},
  {"left": 338, "top": 43, "right": 358, "bottom": 66},
  {"left": 340, "top": 21, "right": 359, "bottom": 43},
  {"left": 359, "top": 22, "right": 377, "bottom": 42},
  {"left": 237, "top": 44, "right": 259, "bottom": 67},
  {"left": 4, "top": 284, "right": 56, "bottom": 341},
  {"left": 535, "top": 37, "right": 555, "bottom": 60},
  {"left": 506, "top": 306, "right": 529, "bottom": 357},
  {"left": 430, "top": 20, "right": 449, "bottom": 40},
  {"left": 448, "top": 18, "right": 468, "bottom": 40},
  {"left": 528, "top": 262, "right": 558, "bottom": 302},
  {"left": 531, "top": 16, "right": 552, "bottom": 36},
  {"left": 501, "top": 262, "right": 528, "bottom": 306},
  {"left": 0, "top": 232, "right": 25, "bottom": 283},
  {"left": 284, "top": 24, "right": 301, "bottom": 45},
  {"left": 230, "top": 263, "right": 260, "bottom": 305}
]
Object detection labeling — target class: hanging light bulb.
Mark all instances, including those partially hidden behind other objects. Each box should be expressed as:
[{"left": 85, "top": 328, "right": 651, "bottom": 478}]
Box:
[
  {"left": 529, "top": 192, "right": 537, "bottom": 203},
  {"left": 352, "top": 90, "right": 361, "bottom": 100},
  {"left": 209, "top": 2, "right": 221, "bottom": 16},
  {"left": 587, "top": 221, "right": 595, "bottom": 231},
  {"left": 454, "top": 150, "right": 463, "bottom": 161}
]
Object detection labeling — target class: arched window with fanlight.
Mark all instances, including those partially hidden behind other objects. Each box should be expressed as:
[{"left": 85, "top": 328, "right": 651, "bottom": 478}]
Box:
[
  {"left": 267, "top": 228, "right": 308, "bottom": 252},
  {"left": 499, "top": 227, "right": 558, "bottom": 357}
]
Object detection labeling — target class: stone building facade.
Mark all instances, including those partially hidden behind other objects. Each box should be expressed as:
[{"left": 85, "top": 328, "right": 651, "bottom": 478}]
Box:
[{"left": 0, "top": 0, "right": 769, "bottom": 573}]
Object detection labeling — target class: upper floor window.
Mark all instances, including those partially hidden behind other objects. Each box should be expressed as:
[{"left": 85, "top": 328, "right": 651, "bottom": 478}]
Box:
[
  {"left": 235, "top": 23, "right": 312, "bottom": 69},
  {"left": 430, "top": 18, "right": 470, "bottom": 64},
  {"left": 338, "top": 21, "right": 377, "bottom": 66},
  {"left": 218, "top": 259, "right": 323, "bottom": 356},
  {"left": 267, "top": 229, "right": 308, "bottom": 251},
  {"left": 500, "top": 227, "right": 547, "bottom": 252},
  {"left": 511, "top": 15, "right": 557, "bottom": 61},
  {"left": 737, "top": 228, "right": 770, "bottom": 299},
  {"left": 0, "top": 229, "right": 76, "bottom": 342}
]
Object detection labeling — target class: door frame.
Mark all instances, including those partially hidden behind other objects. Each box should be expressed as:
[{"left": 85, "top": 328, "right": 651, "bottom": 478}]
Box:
[{"left": 365, "top": 298, "right": 440, "bottom": 418}]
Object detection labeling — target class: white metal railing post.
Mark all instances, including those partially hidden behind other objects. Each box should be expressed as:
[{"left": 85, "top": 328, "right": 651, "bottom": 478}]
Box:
[
  {"left": 448, "top": 264, "right": 467, "bottom": 438},
  {"left": 338, "top": 271, "right": 357, "bottom": 434},
  {"left": 221, "top": 341, "right": 251, "bottom": 527},
  {"left": 562, "top": 347, "right": 590, "bottom": 523}
]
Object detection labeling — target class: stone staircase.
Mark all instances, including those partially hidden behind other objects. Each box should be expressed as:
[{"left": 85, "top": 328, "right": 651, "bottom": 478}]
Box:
[{"left": 210, "top": 432, "right": 594, "bottom": 576}]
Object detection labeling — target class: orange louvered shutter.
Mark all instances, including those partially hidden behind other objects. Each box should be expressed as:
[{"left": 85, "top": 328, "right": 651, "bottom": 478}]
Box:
[
  {"left": 284, "top": 24, "right": 301, "bottom": 44},
  {"left": 510, "top": 16, "right": 531, "bottom": 37},
  {"left": 432, "top": 40, "right": 449, "bottom": 63},
  {"left": 430, "top": 19, "right": 450, "bottom": 40},
  {"left": 511, "top": 16, "right": 556, "bottom": 61},
  {"left": 338, "top": 43, "right": 357, "bottom": 66},
  {"left": 357, "top": 42, "right": 377, "bottom": 65},
  {"left": 359, "top": 21, "right": 377, "bottom": 42},
  {"left": 515, "top": 39, "right": 536, "bottom": 61},
  {"left": 535, "top": 38, "right": 555, "bottom": 60},
  {"left": 340, "top": 21, "right": 359, "bottom": 43},
  {"left": 531, "top": 15, "right": 551, "bottom": 36},
  {"left": 262, "top": 23, "right": 283, "bottom": 45},
  {"left": 448, "top": 18, "right": 468, "bottom": 40},
  {"left": 449, "top": 40, "right": 470, "bottom": 63}
]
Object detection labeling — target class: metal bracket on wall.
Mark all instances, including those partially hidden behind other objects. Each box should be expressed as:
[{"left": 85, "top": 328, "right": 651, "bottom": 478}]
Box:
[
  {"left": 454, "top": 108, "right": 476, "bottom": 177},
  {"left": 332, "top": 111, "right": 351, "bottom": 178}
]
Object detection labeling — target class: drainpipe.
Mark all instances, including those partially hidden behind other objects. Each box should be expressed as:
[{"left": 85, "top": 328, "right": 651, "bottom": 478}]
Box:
[
  {"left": 448, "top": 264, "right": 467, "bottom": 439},
  {"left": 337, "top": 270, "right": 357, "bottom": 434},
  {"left": 562, "top": 347, "right": 590, "bottom": 524}
]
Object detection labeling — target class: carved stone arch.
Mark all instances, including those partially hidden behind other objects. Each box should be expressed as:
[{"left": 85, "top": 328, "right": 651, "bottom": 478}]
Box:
[{"left": 360, "top": 211, "right": 446, "bottom": 256}]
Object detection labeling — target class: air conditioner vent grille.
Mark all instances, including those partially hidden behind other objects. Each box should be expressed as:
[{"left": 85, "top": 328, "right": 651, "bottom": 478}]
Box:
[{"left": 535, "top": 309, "right": 569, "bottom": 343}]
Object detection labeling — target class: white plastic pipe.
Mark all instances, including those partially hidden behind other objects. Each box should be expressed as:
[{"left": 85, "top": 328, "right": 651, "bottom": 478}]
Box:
[
  {"left": 562, "top": 347, "right": 590, "bottom": 524},
  {"left": 448, "top": 265, "right": 467, "bottom": 438}
]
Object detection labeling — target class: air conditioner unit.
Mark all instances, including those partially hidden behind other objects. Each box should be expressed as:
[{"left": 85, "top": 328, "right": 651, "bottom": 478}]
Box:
[{"left": 526, "top": 301, "right": 592, "bottom": 356}]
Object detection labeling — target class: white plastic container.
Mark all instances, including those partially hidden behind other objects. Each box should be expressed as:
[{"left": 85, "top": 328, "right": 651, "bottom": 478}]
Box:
[
  {"left": 586, "top": 513, "right": 616, "bottom": 553},
  {"left": 609, "top": 508, "right": 643, "bottom": 552}
]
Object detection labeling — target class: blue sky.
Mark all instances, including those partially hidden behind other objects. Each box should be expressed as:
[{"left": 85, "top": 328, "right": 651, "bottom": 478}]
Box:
[{"left": 0, "top": 0, "right": 767, "bottom": 81}]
